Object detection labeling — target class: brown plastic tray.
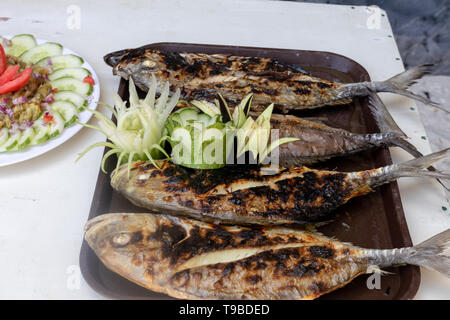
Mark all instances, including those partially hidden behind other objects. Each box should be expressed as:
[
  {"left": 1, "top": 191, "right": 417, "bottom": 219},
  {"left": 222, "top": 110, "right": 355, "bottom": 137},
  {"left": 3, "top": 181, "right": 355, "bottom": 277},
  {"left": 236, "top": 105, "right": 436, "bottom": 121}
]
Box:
[{"left": 79, "top": 42, "right": 420, "bottom": 300}]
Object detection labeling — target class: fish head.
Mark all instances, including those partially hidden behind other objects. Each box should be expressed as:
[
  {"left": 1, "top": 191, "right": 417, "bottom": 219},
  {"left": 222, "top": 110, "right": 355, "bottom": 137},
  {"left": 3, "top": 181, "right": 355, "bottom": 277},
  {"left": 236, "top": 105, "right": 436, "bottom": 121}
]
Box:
[
  {"left": 84, "top": 213, "right": 164, "bottom": 273},
  {"left": 117, "top": 55, "right": 160, "bottom": 75},
  {"left": 84, "top": 213, "right": 196, "bottom": 291},
  {"left": 111, "top": 49, "right": 169, "bottom": 89}
]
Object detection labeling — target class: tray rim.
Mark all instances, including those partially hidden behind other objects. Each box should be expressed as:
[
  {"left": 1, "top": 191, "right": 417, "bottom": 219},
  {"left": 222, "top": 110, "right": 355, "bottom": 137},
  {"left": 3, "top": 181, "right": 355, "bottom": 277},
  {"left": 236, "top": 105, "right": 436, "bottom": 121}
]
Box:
[{"left": 80, "top": 42, "right": 420, "bottom": 300}]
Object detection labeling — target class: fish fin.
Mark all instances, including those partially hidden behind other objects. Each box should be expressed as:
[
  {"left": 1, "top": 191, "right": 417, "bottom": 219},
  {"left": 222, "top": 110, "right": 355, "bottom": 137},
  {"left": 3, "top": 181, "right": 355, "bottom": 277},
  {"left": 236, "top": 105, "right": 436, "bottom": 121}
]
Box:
[
  {"left": 375, "top": 65, "right": 449, "bottom": 113},
  {"left": 367, "top": 92, "right": 406, "bottom": 137},
  {"left": 408, "top": 229, "right": 450, "bottom": 277},
  {"left": 365, "top": 266, "right": 394, "bottom": 276},
  {"left": 378, "top": 269, "right": 394, "bottom": 276}
]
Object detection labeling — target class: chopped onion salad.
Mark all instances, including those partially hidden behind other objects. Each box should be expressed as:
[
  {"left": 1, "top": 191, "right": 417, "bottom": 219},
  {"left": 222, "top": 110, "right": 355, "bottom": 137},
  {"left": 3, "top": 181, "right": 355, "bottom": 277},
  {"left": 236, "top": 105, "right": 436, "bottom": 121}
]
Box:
[{"left": 0, "top": 34, "right": 94, "bottom": 152}]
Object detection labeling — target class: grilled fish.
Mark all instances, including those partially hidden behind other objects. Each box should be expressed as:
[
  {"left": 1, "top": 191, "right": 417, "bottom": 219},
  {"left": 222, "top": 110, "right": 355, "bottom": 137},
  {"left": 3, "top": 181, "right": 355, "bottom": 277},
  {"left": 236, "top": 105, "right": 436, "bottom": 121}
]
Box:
[
  {"left": 104, "top": 48, "right": 443, "bottom": 112},
  {"left": 111, "top": 149, "right": 450, "bottom": 225},
  {"left": 85, "top": 213, "right": 450, "bottom": 299}
]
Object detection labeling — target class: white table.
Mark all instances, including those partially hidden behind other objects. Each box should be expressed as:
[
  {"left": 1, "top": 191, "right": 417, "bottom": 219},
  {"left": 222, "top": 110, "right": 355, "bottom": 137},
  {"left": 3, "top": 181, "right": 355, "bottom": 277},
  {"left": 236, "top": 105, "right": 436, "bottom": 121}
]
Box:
[{"left": 0, "top": 0, "right": 448, "bottom": 299}]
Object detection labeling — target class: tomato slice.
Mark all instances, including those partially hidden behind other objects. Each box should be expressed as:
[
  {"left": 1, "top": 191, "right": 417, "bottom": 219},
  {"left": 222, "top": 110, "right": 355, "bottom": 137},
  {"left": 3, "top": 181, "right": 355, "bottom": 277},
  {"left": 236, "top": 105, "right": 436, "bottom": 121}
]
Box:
[
  {"left": 11, "top": 71, "right": 21, "bottom": 81},
  {"left": 0, "top": 67, "right": 33, "bottom": 95},
  {"left": 83, "top": 75, "right": 95, "bottom": 85},
  {"left": 0, "top": 44, "right": 6, "bottom": 75},
  {"left": 0, "top": 65, "right": 20, "bottom": 86},
  {"left": 44, "top": 113, "right": 54, "bottom": 123}
]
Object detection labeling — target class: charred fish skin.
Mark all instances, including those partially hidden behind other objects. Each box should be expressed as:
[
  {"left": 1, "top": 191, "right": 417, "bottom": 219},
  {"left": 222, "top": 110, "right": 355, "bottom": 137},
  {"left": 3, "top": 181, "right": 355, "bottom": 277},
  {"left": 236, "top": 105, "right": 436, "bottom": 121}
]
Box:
[
  {"left": 107, "top": 48, "right": 440, "bottom": 111},
  {"left": 84, "top": 213, "right": 450, "bottom": 300},
  {"left": 111, "top": 161, "right": 357, "bottom": 225},
  {"left": 111, "top": 149, "right": 450, "bottom": 226}
]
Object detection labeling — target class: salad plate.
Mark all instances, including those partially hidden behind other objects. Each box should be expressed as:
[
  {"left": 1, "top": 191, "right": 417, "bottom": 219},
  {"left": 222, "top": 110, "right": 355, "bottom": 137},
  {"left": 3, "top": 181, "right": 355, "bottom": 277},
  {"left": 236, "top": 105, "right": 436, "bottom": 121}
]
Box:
[{"left": 0, "top": 34, "right": 100, "bottom": 167}]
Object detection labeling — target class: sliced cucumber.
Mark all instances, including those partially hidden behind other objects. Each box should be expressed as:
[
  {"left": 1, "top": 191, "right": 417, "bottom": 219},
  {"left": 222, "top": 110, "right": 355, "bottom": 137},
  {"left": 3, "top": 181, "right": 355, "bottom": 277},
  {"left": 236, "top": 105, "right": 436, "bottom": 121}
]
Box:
[
  {"left": 171, "top": 107, "right": 199, "bottom": 127},
  {"left": 171, "top": 127, "right": 192, "bottom": 165},
  {"left": 17, "top": 127, "right": 36, "bottom": 150},
  {"left": 170, "top": 126, "right": 226, "bottom": 169},
  {"left": 169, "top": 113, "right": 182, "bottom": 126},
  {"left": 51, "top": 101, "right": 78, "bottom": 127},
  {"left": 2, "top": 34, "right": 37, "bottom": 57},
  {"left": 36, "top": 54, "right": 83, "bottom": 71},
  {"left": 0, "top": 128, "right": 9, "bottom": 148},
  {"left": 1, "top": 131, "right": 21, "bottom": 152},
  {"left": 31, "top": 119, "right": 50, "bottom": 145},
  {"left": 197, "top": 113, "right": 218, "bottom": 127},
  {"left": 20, "top": 42, "right": 63, "bottom": 64},
  {"left": 53, "top": 91, "right": 87, "bottom": 111},
  {"left": 50, "top": 77, "right": 92, "bottom": 97},
  {"left": 48, "top": 113, "right": 65, "bottom": 139},
  {"left": 49, "top": 67, "right": 91, "bottom": 81}
]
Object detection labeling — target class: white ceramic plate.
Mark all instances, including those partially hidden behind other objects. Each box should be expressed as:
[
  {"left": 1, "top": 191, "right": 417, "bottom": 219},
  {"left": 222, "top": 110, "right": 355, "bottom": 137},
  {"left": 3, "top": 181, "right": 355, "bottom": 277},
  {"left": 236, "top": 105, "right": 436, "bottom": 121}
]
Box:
[{"left": 0, "top": 36, "right": 100, "bottom": 167}]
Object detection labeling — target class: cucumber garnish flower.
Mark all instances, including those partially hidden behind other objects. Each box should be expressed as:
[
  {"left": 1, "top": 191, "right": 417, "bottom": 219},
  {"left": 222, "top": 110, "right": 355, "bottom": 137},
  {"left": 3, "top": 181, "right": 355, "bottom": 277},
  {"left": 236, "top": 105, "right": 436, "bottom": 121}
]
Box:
[
  {"left": 192, "top": 94, "right": 298, "bottom": 164},
  {"left": 77, "top": 74, "right": 180, "bottom": 176}
]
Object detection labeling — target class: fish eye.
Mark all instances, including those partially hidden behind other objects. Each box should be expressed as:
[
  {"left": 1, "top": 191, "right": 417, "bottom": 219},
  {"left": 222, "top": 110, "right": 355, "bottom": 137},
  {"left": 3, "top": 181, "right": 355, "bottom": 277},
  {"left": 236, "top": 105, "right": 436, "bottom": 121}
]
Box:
[
  {"left": 111, "top": 232, "right": 131, "bottom": 247},
  {"left": 142, "top": 60, "right": 157, "bottom": 69}
]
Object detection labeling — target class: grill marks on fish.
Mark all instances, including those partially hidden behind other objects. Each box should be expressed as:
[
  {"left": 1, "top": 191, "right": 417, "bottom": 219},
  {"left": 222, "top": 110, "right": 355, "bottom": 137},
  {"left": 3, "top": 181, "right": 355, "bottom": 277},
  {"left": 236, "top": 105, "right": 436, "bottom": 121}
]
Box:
[
  {"left": 185, "top": 75, "right": 342, "bottom": 112},
  {"left": 172, "top": 245, "right": 346, "bottom": 299},
  {"left": 146, "top": 221, "right": 279, "bottom": 267},
  {"left": 85, "top": 213, "right": 367, "bottom": 299},
  {"left": 111, "top": 161, "right": 373, "bottom": 225},
  {"left": 159, "top": 163, "right": 267, "bottom": 194},
  {"left": 112, "top": 49, "right": 350, "bottom": 111}
]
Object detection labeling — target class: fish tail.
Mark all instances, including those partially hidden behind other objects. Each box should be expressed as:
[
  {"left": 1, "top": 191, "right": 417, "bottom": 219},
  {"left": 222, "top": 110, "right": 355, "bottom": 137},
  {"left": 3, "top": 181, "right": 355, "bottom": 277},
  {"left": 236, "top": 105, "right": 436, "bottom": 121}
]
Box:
[
  {"left": 367, "top": 92, "right": 406, "bottom": 137},
  {"left": 369, "top": 229, "right": 450, "bottom": 277},
  {"left": 409, "top": 229, "right": 450, "bottom": 277},
  {"left": 388, "top": 137, "right": 422, "bottom": 158},
  {"left": 374, "top": 65, "right": 448, "bottom": 113},
  {"left": 350, "top": 148, "right": 450, "bottom": 188},
  {"left": 388, "top": 138, "right": 450, "bottom": 191},
  {"left": 370, "top": 132, "right": 421, "bottom": 159},
  {"left": 384, "top": 148, "right": 450, "bottom": 181}
]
